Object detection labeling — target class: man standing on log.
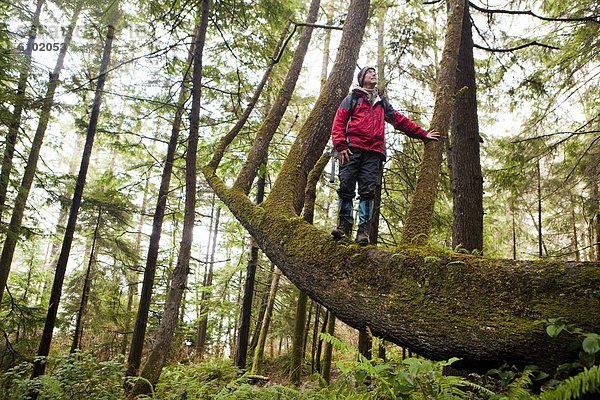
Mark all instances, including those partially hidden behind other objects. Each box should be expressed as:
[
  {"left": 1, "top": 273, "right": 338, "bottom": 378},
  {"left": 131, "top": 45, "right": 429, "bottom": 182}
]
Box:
[{"left": 331, "top": 66, "right": 440, "bottom": 245}]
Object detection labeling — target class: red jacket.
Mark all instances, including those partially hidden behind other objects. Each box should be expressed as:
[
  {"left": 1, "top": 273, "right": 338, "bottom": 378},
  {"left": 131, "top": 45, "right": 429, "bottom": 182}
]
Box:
[{"left": 331, "top": 88, "right": 429, "bottom": 155}]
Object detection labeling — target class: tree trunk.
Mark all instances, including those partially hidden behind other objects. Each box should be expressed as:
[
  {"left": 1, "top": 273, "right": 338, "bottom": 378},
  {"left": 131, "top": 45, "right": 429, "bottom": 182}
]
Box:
[
  {"left": 126, "top": 25, "right": 198, "bottom": 377},
  {"left": 537, "top": 160, "right": 543, "bottom": 257},
  {"left": 401, "top": 0, "right": 465, "bottom": 245},
  {"left": 321, "top": 312, "right": 336, "bottom": 383},
  {"left": 235, "top": 167, "right": 266, "bottom": 368},
  {"left": 290, "top": 290, "right": 308, "bottom": 385},
  {"left": 128, "top": 2, "right": 210, "bottom": 397},
  {"left": 572, "top": 205, "right": 580, "bottom": 262},
  {"left": 196, "top": 206, "right": 221, "bottom": 359},
  {"left": 250, "top": 266, "right": 281, "bottom": 375},
  {"left": 310, "top": 303, "right": 321, "bottom": 374},
  {"left": 203, "top": 0, "right": 600, "bottom": 371},
  {"left": 358, "top": 330, "right": 371, "bottom": 360},
  {"left": 249, "top": 263, "right": 272, "bottom": 353},
  {"left": 594, "top": 164, "right": 600, "bottom": 261},
  {"left": 70, "top": 208, "right": 101, "bottom": 353},
  {"left": 450, "top": 2, "right": 483, "bottom": 253},
  {"left": 121, "top": 171, "right": 151, "bottom": 355},
  {"left": 31, "top": 24, "right": 114, "bottom": 384},
  {"left": 315, "top": 310, "right": 328, "bottom": 373},
  {"left": 0, "top": 0, "right": 83, "bottom": 305},
  {"left": 0, "top": 0, "right": 44, "bottom": 221}
]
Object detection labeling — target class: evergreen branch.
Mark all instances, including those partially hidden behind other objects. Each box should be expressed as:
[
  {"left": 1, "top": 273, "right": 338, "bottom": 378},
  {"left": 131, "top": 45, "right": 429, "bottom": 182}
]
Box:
[
  {"left": 468, "top": 1, "right": 600, "bottom": 24},
  {"left": 474, "top": 41, "right": 559, "bottom": 52},
  {"left": 289, "top": 21, "right": 344, "bottom": 30},
  {"left": 510, "top": 130, "right": 600, "bottom": 143}
]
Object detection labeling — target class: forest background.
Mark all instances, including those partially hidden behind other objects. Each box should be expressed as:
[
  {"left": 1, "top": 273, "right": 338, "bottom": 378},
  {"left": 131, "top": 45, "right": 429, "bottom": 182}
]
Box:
[{"left": 0, "top": 0, "right": 598, "bottom": 398}]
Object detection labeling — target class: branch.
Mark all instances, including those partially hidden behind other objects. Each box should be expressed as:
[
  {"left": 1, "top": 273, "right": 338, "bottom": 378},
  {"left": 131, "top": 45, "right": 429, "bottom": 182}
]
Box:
[
  {"left": 511, "top": 130, "right": 600, "bottom": 143},
  {"left": 290, "top": 20, "right": 344, "bottom": 30},
  {"left": 468, "top": 1, "right": 600, "bottom": 24},
  {"left": 207, "top": 21, "right": 292, "bottom": 171},
  {"left": 474, "top": 41, "right": 559, "bottom": 52}
]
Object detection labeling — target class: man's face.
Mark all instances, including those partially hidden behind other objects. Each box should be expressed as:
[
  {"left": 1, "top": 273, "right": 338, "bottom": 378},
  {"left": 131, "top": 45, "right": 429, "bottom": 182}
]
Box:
[{"left": 363, "top": 69, "right": 377, "bottom": 87}]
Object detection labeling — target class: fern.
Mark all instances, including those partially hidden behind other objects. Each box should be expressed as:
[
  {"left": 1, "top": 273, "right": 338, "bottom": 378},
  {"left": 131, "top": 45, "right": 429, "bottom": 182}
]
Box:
[{"left": 539, "top": 365, "right": 600, "bottom": 400}]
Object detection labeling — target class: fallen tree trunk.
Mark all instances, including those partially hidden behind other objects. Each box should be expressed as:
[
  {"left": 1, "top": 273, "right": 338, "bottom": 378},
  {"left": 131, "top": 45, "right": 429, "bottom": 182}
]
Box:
[{"left": 194, "top": 181, "right": 600, "bottom": 370}]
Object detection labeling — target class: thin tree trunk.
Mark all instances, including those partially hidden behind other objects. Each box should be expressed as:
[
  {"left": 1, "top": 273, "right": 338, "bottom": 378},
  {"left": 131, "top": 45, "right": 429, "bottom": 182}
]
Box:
[
  {"left": 250, "top": 266, "right": 281, "bottom": 375},
  {"left": 31, "top": 24, "right": 114, "bottom": 385},
  {"left": 196, "top": 206, "right": 221, "bottom": 359},
  {"left": 358, "top": 329, "right": 371, "bottom": 360},
  {"left": 235, "top": 166, "right": 266, "bottom": 368},
  {"left": 0, "top": 0, "right": 44, "bottom": 221},
  {"left": 128, "top": 2, "right": 210, "bottom": 396},
  {"left": 400, "top": 0, "right": 466, "bottom": 245},
  {"left": 71, "top": 208, "right": 101, "bottom": 353},
  {"left": 450, "top": 2, "right": 483, "bottom": 253},
  {"left": 537, "top": 160, "right": 543, "bottom": 258},
  {"left": 0, "top": 0, "right": 83, "bottom": 305},
  {"left": 310, "top": 304, "right": 321, "bottom": 374},
  {"left": 290, "top": 290, "right": 308, "bottom": 385},
  {"left": 594, "top": 165, "right": 600, "bottom": 260},
  {"left": 121, "top": 171, "right": 151, "bottom": 355},
  {"left": 126, "top": 26, "right": 197, "bottom": 376},
  {"left": 319, "top": 0, "right": 333, "bottom": 89},
  {"left": 315, "top": 309, "right": 328, "bottom": 373},
  {"left": 303, "top": 300, "right": 313, "bottom": 358},
  {"left": 249, "top": 264, "right": 273, "bottom": 353},
  {"left": 512, "top": 205, "right": 517, "bottom": 260},
  {"left": 321, "top": 312, "right": 336, "bottom": 383},
  {"left": 572, "top": 204, "right": 580, "bottom": 262}
]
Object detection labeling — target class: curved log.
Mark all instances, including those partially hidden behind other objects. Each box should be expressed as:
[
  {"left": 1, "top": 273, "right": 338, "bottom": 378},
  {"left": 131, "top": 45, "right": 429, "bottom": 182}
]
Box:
[{"left": 200, "top": 178, "right": 600, "bottom": 371}]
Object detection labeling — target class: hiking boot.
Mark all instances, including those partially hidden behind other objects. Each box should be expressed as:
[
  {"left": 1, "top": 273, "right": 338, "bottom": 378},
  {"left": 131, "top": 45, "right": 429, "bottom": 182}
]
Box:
[
  {"left": 355, "top": 224, "right": 370, "bottom": 246},
  {"left": 331, "top": 222, "right": 352, "bottom": 241}
]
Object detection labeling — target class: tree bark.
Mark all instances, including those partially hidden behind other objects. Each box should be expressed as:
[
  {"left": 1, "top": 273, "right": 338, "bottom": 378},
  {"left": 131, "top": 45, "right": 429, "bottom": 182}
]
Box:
[
  {"left": 450, "top": 2, "right": 483, "bottom": 253},
  {"left": 126, "top": 25, "right": 197, "bottom": 377},
  {"left": 0, "top": 0, "right": 83, "bottom": 305},
  {"left": 128, "top": 2, "right": 210, "bottom": 396},
  {"left": 31, "top": 24, "right": 114, "bottom": 384},
  {"left": 250, "top": 266, "right": 281, "bottom": 375},
  {"left": 401, "top": 0, "right": 465, "bottom": 245},
  {"left": 0, "top": 0, "right": 44, "bottom": 221}
]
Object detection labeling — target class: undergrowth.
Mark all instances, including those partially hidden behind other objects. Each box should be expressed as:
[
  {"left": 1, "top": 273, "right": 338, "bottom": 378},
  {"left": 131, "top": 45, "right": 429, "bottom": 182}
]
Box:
[{"left": 1, "top": 320, "right": 599, "bottom": 399}]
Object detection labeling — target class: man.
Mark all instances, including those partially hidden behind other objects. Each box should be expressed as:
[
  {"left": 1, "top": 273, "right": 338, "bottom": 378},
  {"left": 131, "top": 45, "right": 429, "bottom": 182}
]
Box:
[{"left": 331, "top": 66, "right": 440, "bottom": 245}]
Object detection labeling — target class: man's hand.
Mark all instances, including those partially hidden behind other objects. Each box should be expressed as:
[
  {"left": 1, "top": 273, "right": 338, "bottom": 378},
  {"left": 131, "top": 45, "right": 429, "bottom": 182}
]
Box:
[
  {"left": 338, "top": 148, "right": 353, "bottom": 165},
  {"left": 425, "top": 130, "right": 440, "bottom": 141}
]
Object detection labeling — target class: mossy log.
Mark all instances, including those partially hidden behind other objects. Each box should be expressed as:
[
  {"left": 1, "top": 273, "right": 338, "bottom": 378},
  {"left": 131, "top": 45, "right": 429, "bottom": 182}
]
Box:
[{"left": 202, "top": 175, "right": 600, "bottom": 371}]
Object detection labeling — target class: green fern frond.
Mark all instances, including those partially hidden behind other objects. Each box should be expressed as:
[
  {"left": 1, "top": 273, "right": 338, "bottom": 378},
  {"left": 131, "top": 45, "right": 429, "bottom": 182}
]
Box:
[{"left": 539, "top": 365, "right": 600, "bottom": 400}]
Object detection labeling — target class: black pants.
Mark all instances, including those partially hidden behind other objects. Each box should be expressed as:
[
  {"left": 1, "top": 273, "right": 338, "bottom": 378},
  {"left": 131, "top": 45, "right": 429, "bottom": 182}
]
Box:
[{"left": 337, "top": 147, "right": 382, "bottom": 227}]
